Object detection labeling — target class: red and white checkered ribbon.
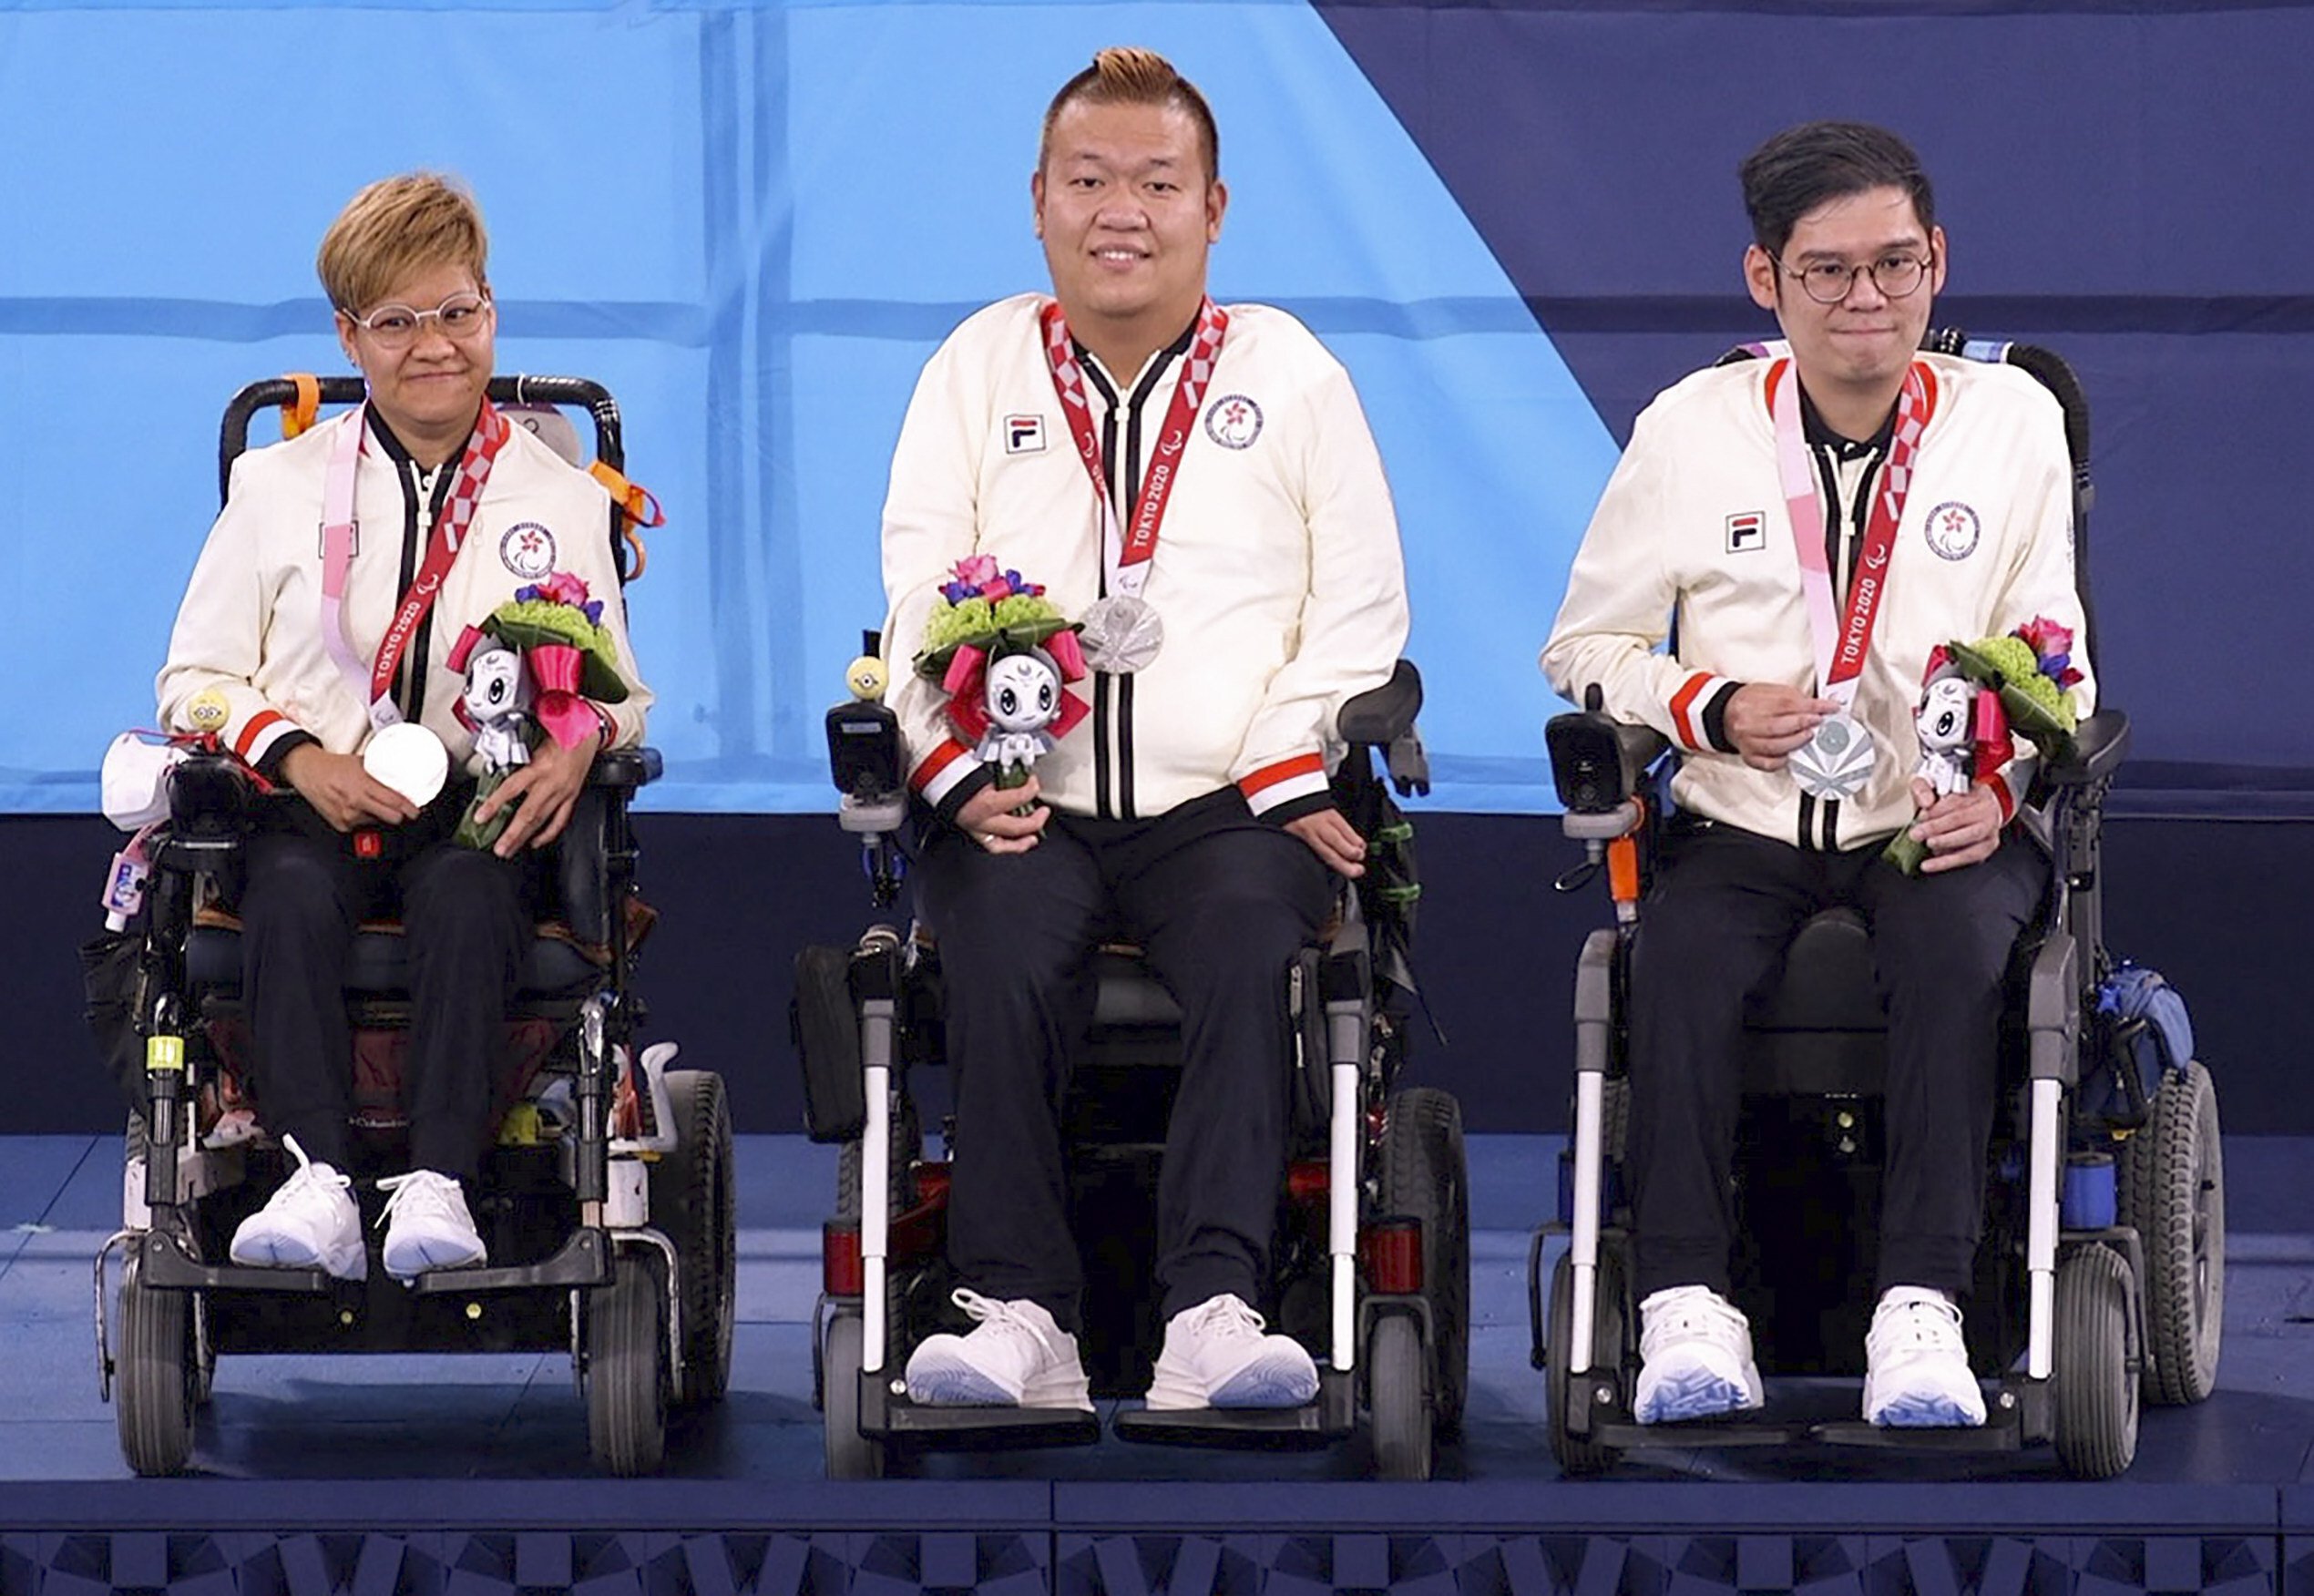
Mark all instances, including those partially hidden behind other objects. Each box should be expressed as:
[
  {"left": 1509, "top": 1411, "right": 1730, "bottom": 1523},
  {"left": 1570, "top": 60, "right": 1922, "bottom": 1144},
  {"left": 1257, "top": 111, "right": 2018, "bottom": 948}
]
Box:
[
  {"left": 1040, "top": 297, "right": 1229, "bottom": 601},
  {"left": 322, "top": 400, "right": 509, "bottom": 729},
  {"left": 1771, "top": 359, "right": 1932, "bottom": 709}
]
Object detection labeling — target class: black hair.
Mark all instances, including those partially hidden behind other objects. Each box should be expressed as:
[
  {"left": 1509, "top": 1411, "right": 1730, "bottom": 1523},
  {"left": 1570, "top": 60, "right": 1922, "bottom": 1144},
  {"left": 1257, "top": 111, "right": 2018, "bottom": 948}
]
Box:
[{"left": 1740, "top": 121, "right": 1935, "bottom": 259}]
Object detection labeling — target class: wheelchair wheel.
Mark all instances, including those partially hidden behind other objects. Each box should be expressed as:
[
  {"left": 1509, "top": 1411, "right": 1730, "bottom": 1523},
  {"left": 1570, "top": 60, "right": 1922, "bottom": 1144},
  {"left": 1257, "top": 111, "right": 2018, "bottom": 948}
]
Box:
[
  {"left": 1366, "top": 1312, "right": 1432, "bottom": 1480},
  {"left": 2052, "top": 1243, "right": 2139, "bottom": 1479},
  {"left": 1545, "top": 1249, "right": 1627, "bottom": 1477},
  {"left": 2121, "top": 1061, "right": 2224, "bottom": 1406},
  {"left": 651, "top": 1069, "right": 736, "bottom": 1408},
  {"left": 585, "top": 1252, "right": 670, "bottom": 1476},
  {"left": 1380, "top": 1087, "right": 1469, "bottom": 1436},
  {"left": 822, "top": 1310, "right": 886, "bottom": 1479},
  {"left": 114, "top": 1255, "right": 196, "bottom": 1478}
]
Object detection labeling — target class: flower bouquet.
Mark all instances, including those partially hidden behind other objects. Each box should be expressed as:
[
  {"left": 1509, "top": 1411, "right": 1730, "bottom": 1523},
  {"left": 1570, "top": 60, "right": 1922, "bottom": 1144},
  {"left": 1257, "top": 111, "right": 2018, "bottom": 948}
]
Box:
[
  {"left": 445, "top": 571, "right": 629, "bottom": 849},
  {"left": 1885, "top": 617, "right": 2084, "bottom": 875},
  {"left": 913, "top": 556, "right": 1089, "bottom": 787}
]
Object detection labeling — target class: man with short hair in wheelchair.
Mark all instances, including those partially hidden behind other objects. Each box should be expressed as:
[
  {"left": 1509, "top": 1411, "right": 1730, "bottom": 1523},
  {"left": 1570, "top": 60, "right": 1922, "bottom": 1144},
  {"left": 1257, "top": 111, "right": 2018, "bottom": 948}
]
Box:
[
  {"left": 154, "top": 173, "right": 650, "bottom": 1284},
  {"left": 877, "top": 48, "right": 1408, "bottom": 1412},
  {"left": 1541, "top": 123, "right": 2091, "bottom": 1428}
]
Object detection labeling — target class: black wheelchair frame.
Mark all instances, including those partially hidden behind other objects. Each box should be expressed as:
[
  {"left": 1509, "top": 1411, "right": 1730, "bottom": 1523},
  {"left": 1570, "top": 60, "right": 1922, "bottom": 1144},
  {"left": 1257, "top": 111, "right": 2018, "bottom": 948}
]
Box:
[
  {"left": 93, "top": 375, "right": 732, "bottom": 1478},
  {"left": 1531, "top": 334, "right": 2223, "bottom": 1478},
  {"left": 797, "top": 660, "right": 1470, "bottom": 1479}
]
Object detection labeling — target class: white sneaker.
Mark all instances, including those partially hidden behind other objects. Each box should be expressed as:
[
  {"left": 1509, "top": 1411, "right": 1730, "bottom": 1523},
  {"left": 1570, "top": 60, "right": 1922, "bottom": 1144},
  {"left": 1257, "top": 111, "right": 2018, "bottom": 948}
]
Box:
[
  {"left": 905, "top": 1290, "right": 1094, "bottom": 1410},
  {"left": 376, "top": 1170, "right": 487, "bottom": 1281},
  {"left": 1144, "top": 1293, "right": 1319, "bottom": 1411},
  {"left": 1863, "top": 1286, "right": 1987, "bottom": 1427},
  {"left": 229, "top": 1136, "right": 365, "bottom": 1282},
  {"left": 1633, "top": 1284, "right": 1765, "bottom": 1423}
]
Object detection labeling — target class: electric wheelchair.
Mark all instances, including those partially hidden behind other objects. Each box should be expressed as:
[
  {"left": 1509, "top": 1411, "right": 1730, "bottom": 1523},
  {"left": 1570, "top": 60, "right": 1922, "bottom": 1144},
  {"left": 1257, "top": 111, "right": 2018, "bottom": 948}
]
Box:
[
  {"left": 87, "top": 376, "right": 732, "bottom": 1478},
  {"left": 1531, "top": 333, "right": 2224, "bottom": 1478},
  {"left": 793, "top": 658, "right": 1468, "bottom": 1479}
]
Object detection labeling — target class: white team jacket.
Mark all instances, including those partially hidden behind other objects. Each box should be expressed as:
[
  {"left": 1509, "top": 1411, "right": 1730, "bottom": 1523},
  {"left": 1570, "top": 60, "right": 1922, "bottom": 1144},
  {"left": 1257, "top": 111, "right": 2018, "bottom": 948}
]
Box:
[
  {"left": 1541, "top": 352, "right": 2094, "bottom": 850},
  {"left": 158, "top": 410, "right": 650, "bottom": 773},
  {"left": 881, "top": 293, "right": 1408, "bottom": 824}
]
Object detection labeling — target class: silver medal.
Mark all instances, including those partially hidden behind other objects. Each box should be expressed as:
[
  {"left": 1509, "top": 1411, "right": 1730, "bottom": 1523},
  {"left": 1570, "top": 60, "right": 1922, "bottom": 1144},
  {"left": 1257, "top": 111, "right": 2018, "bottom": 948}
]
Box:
[
  {"left": 1076, "top": 594, "right": 1164, "bottom": 674},
  {"left": 1787, "top": 711, "right": 1876, "bottom": 801},
  {"left": 362, "top": 721, "right": 449, "bottom": 806}
]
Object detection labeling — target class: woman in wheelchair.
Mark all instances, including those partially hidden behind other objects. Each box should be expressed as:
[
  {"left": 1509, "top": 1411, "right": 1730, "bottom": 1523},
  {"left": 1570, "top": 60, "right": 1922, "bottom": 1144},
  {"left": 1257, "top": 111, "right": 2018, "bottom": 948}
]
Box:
[{"left": 153, "top": 172, "right": 650, "bottom": 1284}]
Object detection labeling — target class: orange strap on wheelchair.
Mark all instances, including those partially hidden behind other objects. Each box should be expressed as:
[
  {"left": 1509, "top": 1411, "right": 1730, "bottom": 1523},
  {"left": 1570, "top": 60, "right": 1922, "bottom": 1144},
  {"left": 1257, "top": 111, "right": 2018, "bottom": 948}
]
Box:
[
  {"left": 1606, "top": 799, "right": 1644, "bottom": 905},
  {"left": 280, "top": 373, "right": 323, "bottom": 440},
  {"left": 588, "top": 461, "right": 663, "bottom": 581}
]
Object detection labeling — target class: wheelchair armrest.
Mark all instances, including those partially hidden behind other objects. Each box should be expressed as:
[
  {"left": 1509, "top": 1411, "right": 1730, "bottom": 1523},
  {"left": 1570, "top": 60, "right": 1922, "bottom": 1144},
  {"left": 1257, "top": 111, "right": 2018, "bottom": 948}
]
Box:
[
  {"left": 1546, "top": 711, "right": 1668, "bottom": 813},
  {"left": 1338, "top": 660, "right": 1428, "bottom": 799},
  {"left": 554, "top": 783, "right": 619, "bottom": 945},
  {"left": 2041, "top": 709, "right": 2127, "bottom": 788},
  {"left": 588, "top": 747, "right": 662, "bottom": 789},
  {"left": 1337, "top": 660, "right": 1422, "bottom": 746}
]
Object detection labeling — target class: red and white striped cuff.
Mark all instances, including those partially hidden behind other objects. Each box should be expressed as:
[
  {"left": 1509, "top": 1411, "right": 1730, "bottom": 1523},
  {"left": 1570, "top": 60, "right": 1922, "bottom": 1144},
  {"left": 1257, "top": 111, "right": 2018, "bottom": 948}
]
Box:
[
  {"left": 1667, "top": 671, "right": 1736, "bottom": 752},
  {"left": 1238, "top": 752, "right": 1329, "bottom": 817},
  {"left": 231, "top": 708, "right": 302, "bottom": 767},
  {"left": 910, "top": 738, "right": 983, "bottom": 810}
]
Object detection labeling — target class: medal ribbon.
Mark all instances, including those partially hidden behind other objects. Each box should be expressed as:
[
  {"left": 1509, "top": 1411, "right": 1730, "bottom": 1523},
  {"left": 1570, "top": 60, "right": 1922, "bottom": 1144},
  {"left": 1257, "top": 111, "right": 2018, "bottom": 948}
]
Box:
[
  {"left": 321, "top": 401, "right": 509, "bottom": 730},
  {"left": 1040, "top": 298, "right": 1228, "bottom": 602},
  {"left": 1770, "top": 359, "right": 1930, "bottom": 712}
]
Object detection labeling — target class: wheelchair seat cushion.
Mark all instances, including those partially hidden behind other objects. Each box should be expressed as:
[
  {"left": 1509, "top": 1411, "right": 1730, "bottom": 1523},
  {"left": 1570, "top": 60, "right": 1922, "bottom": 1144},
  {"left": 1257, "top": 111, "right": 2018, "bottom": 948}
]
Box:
[
  {"left": 1090, "top": 947, "right": 1183, "bottom": 1028},
  {"left": 186, "top": 917, "right": 606, "bottom": 997},
  {"left": 1746, "top": 909, "right": 1887, "bottom": 1033}
]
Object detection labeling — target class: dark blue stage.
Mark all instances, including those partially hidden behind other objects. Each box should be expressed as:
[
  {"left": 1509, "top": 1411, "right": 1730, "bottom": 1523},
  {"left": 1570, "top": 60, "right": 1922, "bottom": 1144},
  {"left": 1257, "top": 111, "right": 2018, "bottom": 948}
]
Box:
[{"left": 5, "top": 1133, "right": 2309, "bottom": 1595}]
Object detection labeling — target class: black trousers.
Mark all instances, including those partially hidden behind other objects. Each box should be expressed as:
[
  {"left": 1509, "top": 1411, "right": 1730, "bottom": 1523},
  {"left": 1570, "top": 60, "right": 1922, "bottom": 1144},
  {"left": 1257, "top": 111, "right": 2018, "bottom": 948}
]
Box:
[
  {"left": 239, "top": 793, "right": 531, "bottom": 1181},
  {"left": 1625, "top": 822, "right": 2047, "bottom": 1302},
  {"left": 916, "top": 789, "right": 1334, "bottom": 1330}
]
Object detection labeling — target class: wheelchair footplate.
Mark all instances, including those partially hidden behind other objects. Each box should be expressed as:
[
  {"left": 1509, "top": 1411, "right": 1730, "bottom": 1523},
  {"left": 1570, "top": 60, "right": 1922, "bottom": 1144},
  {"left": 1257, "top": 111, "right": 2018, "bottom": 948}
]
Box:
[
  {"left": 1112, "top": 1367, "right": 1355, "bottom": 1448},
  {"left": 1574, "top": 1375, "right": 2046, "bottom": 1455},
  {"left": 856, "top": 1376, "right": 1103, "bottom": 1450}
]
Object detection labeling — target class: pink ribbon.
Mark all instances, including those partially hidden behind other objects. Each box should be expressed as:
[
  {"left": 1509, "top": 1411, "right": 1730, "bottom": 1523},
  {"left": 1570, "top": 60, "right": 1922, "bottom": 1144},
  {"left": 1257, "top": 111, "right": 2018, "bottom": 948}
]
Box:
[{"left": 528, "top": 643, "right": 599, "bottom": 748}]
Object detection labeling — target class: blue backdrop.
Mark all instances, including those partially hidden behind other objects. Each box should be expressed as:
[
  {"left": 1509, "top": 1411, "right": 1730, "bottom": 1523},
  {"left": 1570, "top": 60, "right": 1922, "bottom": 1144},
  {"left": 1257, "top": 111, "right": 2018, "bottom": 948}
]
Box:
[{"left": 1, "top": 0, "right": 2301, "bottom": 815}]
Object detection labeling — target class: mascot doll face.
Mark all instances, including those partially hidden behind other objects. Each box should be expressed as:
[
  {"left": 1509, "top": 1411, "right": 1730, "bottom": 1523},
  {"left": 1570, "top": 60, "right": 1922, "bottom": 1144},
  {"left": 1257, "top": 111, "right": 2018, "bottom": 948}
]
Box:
[
  {"left": 1917, "top": 674, "right": 1973, "bottom": 752},
  {"left": 985, "top": 650, "right": 1060, "bottom": 733},
  {"left": 464, "top": 642, "right": 530, "bottom": 722}
]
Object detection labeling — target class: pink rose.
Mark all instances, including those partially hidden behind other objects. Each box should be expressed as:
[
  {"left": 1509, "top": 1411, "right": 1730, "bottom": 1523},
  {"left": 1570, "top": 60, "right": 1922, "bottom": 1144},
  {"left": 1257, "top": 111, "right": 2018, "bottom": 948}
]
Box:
[
  {"left": 537, "top": 570, "right": 591, "bottom": 608},
  {"left": 2017, "top": 617, "right": 2073, "bottom": 660},
  {"left": 954, "top": 555, "right": 999, "bottom": 588}
]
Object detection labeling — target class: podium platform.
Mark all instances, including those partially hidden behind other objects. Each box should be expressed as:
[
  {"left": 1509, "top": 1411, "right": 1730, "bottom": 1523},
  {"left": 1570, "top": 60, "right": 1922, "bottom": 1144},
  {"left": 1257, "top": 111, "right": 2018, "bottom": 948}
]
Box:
[{"left": 4, "top": 1135, "right": 2309, "bottom": 1596}]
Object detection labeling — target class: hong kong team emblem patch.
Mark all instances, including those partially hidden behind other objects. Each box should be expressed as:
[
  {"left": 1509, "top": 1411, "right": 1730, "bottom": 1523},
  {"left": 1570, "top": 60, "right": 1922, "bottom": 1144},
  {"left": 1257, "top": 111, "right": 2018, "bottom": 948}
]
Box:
[
  {"left": 1204, "top": 394, "right": 1263, "bottom": 449},
  {"left": 1924, "top": 500, "right": 1981, "bottom": 561},
  {"left": 500, "top": 522, "right": 558, "bottom": 579}
]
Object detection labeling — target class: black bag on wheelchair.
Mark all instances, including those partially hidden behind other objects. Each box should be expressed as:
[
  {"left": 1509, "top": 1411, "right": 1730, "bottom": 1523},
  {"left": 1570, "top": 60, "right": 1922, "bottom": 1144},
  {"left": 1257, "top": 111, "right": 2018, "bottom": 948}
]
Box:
[{"left": 79, "top": 927, "right": 147, "bottom": 1117}]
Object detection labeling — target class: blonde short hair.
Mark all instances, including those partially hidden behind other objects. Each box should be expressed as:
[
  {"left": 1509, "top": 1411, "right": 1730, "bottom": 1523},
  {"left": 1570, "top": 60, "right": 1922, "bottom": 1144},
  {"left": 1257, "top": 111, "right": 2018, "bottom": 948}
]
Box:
[
  {"left": 316, "top": 172, "right": 489, "bottom": 316},
  {"left": 1039, "top": 47, "right": 1219, "bottom": 183}
]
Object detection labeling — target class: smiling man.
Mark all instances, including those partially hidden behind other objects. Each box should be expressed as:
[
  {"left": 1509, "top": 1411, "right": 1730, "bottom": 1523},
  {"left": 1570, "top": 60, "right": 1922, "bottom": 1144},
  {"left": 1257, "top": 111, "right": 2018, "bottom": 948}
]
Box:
[
  {"left": 1541, "top": 122, "right": 2094, "bottom": 1428},
  {"left": 876, "top": 48, "right": 1408, "bottom": 1415}
]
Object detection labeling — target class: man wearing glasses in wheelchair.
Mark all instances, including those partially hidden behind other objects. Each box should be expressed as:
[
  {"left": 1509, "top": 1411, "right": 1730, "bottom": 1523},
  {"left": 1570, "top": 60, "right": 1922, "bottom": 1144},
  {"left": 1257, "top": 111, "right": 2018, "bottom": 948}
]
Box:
[
  {"left": 1541, "top": 123, "right": 2092, "bottom": 1428},
  {"left": 155, "top": 173, "right": 650, "bottom": 1284},
  {"left": 877, "top": 48, "right": 1408, "bottom": 1412}
]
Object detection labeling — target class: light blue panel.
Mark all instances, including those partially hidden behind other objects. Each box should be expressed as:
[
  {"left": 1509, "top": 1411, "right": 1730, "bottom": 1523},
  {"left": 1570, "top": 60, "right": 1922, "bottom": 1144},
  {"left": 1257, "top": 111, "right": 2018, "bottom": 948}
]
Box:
[
  {"left": 2, "top": 0, "right": 1621, "bottom": 813},
  {"left": 0, "top": 10, "right": 702, "bottom": 305}
]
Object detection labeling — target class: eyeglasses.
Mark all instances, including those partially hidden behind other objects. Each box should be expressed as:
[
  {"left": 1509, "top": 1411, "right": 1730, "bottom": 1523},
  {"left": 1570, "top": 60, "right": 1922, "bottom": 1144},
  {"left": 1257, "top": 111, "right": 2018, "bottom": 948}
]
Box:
[
  {"left": 1773, "top": 251, "right": 1934, "bottom": 305},
  {"left": 345, "top": 291, "right": 492, "bottom": 349}
]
